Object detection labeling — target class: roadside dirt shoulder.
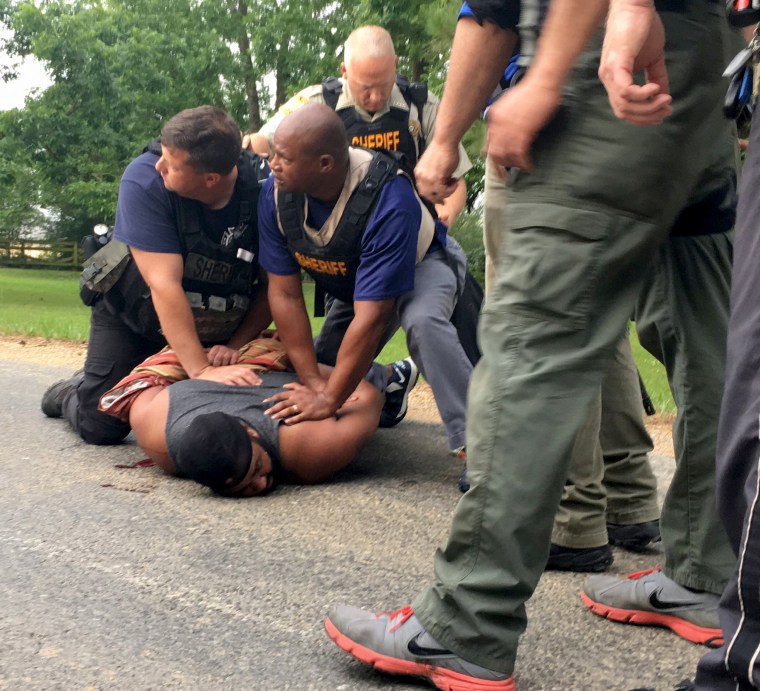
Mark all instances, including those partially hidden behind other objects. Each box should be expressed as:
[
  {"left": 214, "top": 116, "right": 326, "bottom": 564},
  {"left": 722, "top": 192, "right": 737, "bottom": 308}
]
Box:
[{"left": 0, "top": 334, "right": 88, "bottom": 368}]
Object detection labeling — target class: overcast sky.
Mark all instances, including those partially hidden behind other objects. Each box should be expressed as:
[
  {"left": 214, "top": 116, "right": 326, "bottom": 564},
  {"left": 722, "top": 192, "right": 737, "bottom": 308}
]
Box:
[
  {"left": 1, "top": 52, "right": 51, "bottom": 111},
  {"left": 1, "top": 25, "right": 52, "bottom": 112}
]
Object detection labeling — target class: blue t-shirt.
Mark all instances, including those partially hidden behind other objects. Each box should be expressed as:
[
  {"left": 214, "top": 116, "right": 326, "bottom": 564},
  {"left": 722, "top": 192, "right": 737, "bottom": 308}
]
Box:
[
  {"left": 258, "top": 174, "right": 425, "bottom": 301},
  {"left": 113, "top": 152, "right": 244, "bottom": 253}
]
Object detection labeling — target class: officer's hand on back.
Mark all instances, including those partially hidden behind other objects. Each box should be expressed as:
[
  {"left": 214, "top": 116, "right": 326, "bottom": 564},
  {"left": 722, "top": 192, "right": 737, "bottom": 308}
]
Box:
[
  {"left": 264, "top": 381, "right": 338, "bottom": 424},
  {"left": 206, "top": 344, "right": 240, "bottom": 367}
]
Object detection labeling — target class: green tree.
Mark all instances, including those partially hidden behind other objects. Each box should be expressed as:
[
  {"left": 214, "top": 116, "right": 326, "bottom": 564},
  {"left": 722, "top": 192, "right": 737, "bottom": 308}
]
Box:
[{"left": 1, "top": 0, "right": 244, "bottom": 241}]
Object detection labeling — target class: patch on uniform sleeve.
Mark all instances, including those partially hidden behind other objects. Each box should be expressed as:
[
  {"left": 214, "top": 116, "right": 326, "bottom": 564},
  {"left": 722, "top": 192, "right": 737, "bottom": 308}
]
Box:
[{"left": 278, "top": 94, "right": 311, "bottom": 117}]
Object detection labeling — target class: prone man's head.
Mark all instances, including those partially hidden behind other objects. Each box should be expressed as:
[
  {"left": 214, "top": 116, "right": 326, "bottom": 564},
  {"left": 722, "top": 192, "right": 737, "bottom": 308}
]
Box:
[
  {"left": 340, "top": 25, "right": 398, "bottom": 114},
  {"left": 155, "top": 106, "right": 242, "bottom": 198},
  {"left": 173, "top": 412, "right": 274, "bottom": 497}
]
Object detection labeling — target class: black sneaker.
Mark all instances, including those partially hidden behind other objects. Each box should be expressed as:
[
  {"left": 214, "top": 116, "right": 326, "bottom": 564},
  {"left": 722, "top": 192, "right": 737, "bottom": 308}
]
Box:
[
  {"left": 607, "top": 519, "right": 661, "bottom": 551},
  {"left": 546, "top": 543, "right": 614, "bottom": 573},
  {"left": 41, "top": 369, "right": 84, "bottom": 418},
  {"left": 379, "top": 358, "right": 419, "bottom": 428}
]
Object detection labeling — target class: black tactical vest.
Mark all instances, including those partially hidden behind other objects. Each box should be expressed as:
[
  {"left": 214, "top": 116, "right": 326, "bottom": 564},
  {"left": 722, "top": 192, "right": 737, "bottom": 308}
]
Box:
[
  {"left": 322, "top": 75, "right": 428, "bottom": 167},
  {"left": 276, "top": 151, "right": 399, "bottom": 303},
  {"left": 114, "top": 142, "right": 269, "bottom": 343}
]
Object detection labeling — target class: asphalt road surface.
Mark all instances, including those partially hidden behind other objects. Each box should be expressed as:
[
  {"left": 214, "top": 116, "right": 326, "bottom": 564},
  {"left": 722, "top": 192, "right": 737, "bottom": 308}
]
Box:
[{"left": 1, "top": 360, "right": 705, "bottom": 691}]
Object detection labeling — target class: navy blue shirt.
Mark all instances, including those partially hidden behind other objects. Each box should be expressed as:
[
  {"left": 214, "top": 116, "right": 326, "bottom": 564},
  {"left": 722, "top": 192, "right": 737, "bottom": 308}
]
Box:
[{"left": 113, "top": 152, "right": 243, "bottom": 253}]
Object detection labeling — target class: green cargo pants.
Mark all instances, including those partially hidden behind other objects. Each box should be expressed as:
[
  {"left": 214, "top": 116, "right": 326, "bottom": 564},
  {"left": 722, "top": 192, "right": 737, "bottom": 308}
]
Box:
[
  {"left": 635, "top": 228, "right": 734, "bottom": 592},
  {"left": 485, "top": 160, "right": 660, "bottom": 549},
  {"left": 412, "top": 3, "right": 736, "bottom": 674}
]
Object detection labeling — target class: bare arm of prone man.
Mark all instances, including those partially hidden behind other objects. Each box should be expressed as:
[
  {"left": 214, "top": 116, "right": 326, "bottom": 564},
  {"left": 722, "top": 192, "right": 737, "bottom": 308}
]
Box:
[
  {"left": 415, "top": 6, "right": 518, "bottom": 202},
  {"left": 131, "top": 248, "right": 264, "bottom": 385},
  {"left": 127, "top": 365, "right": 384, "bottom": 491},
  {"left": 265, "top": 271, "right": 394, "bottom": 424},
  {"left": 598, "top": 0, "right": 672, "bottom": 125}
]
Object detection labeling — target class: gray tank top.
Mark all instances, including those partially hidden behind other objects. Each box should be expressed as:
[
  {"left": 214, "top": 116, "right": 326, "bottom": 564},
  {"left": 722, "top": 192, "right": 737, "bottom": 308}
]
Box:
[{"left": 165, "top": 373, "right": 298, "bottom": 474}]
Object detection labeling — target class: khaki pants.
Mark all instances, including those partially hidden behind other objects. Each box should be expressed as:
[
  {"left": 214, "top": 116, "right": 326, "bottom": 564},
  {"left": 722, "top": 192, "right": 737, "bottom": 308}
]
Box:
[{"left": 552, "top": 333, "right": 659, "bottom": 548}]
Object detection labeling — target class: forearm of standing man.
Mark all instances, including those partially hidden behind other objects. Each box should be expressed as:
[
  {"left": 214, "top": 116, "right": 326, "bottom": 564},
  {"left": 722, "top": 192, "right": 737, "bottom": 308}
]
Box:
[{"left": 415, "top": 17, "right": 517, "bottom": 201}]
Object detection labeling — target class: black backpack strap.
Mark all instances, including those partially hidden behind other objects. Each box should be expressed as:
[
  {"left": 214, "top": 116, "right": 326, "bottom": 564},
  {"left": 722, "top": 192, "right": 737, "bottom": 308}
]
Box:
[
  {"left": 322, "top": 76, "right": 343, "bottom": 110},
  {"left": 235, "top": 149, "right": 269, "bottom": 226}
]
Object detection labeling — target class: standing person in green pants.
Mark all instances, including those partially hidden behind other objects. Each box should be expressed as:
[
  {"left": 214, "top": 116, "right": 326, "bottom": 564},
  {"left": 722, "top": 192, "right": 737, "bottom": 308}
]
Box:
[
  {"left": 485, "top": 141, "right": 661, "bottom": 573},
  {"left": 323, "top": 1, "right": 736, "bottom": 688}
]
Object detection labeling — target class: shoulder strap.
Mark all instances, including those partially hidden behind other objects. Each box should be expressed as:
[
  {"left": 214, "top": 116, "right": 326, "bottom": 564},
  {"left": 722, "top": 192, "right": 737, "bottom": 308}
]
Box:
[
  {"left": 342, "top": 150, "right": 399, "bottom": 228},
  {"left": 234, "top": 149, "right": 269, "bottom": 225},
  {"left": 322, "top": 76, "right": 343, "bottom": 110},
  {"left": 277, "top": 190, "right": 307, "bottom": 245},
  {"left": 394, "top": 75, "right": 428, "bottom": 156}
]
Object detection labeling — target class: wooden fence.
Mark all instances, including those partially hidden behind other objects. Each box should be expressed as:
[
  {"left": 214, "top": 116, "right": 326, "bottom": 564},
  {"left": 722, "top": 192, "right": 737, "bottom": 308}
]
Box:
[{"left": 0, "top": 240, "right": 82, "bottom": 270}]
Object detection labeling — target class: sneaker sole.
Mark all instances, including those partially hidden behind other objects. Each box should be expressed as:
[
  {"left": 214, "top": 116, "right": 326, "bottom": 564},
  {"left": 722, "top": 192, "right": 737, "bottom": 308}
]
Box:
[
  {"left": 580, "top": 592, "right": 724, "bottom": 647},
  {"left": 325, "top": 616, "right": 516, "bottom": 691}
]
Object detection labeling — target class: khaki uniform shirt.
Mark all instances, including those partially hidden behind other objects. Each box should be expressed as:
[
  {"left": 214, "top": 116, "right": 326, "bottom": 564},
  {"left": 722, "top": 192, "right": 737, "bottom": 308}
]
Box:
[{"left": 257, "top": 78, "right": 473, "bottom": 179}]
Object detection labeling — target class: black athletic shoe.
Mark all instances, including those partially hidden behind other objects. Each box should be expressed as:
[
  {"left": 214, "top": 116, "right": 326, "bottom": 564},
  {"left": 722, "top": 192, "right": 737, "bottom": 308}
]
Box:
[
  {"left": 546, "top": 543, "right": 614, "bottom": 573},
  {"left": 41, "top": 369, "right": 84, "bottom": 418},
  {"left": 607, "top": 519, "right": 661, "bottom": 551},
  {"left": 379, "top": 358, "right": 419, "bottom": 428}
]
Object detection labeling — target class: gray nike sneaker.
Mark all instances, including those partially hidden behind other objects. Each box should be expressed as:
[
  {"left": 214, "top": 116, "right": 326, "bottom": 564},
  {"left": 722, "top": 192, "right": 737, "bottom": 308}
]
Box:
[
  {"left": 582, "top": 567, "right": 723, "bottom": 646},
  {"left": 325, "top": 604, "right": 515, "bottom": 690}
]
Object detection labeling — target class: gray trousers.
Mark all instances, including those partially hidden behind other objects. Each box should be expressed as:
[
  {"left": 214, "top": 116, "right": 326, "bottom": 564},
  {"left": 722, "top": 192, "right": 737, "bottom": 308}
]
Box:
[{"left": 315, "top": 240, "right": 472, "bottom": 451}]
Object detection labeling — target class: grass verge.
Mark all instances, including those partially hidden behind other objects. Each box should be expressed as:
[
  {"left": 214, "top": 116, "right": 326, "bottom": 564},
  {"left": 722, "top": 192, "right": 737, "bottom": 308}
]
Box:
[{"left": 0, "top": 267, "right": 675, "bottom": 412}]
